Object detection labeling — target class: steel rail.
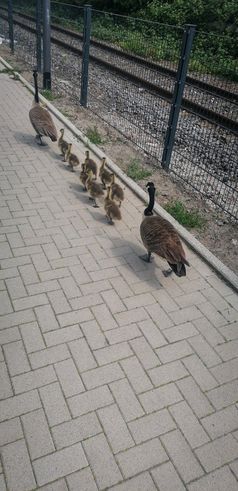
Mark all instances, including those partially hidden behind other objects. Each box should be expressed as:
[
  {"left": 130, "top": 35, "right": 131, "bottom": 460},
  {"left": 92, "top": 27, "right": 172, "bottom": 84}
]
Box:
[{"left": 1, "top": 10, "right": 237, "bottom": 134}]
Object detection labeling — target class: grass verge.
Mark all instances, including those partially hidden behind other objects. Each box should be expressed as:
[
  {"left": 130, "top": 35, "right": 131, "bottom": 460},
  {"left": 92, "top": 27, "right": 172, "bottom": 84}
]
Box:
[{"left": 164, "top": 200, "right": 206, "bottom": 229}]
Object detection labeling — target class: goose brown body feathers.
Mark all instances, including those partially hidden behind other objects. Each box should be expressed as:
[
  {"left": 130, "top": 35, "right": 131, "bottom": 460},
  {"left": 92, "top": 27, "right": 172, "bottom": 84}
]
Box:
[
  {"left": 65, "top": 144, "right": 80, "bottom": 171},
  {"left": 104, "top": 187, "right": 122, "bottom": 224},
  {"left": 58, "top": 129, "right": 69, "bottom": 158},
  {"left": 80, "top": 164, "right": 88, "bottom": 190},
  {"left": 140, "top": 182, "right": 189, "bottom": 277},
  {"left": 29, "top": 71, "right": 57, "bottom": 144},
  {"left": 84, "top": 150, "right": 97, "bottom": 178},
  {"left": 86, "top": 171, "right": 104, "bottom": 207},
  {"left": 99, "top": 158, "right": 113, "bottom": 189},
  {"left": 111, "top": 174, "right": 124, "bottom": 207}
]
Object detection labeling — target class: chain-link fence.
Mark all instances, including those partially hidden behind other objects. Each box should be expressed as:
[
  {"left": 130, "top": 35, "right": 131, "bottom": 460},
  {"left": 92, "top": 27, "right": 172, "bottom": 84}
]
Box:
[{"left": 0, "top": 1, "right": 237, "bottom": 219}]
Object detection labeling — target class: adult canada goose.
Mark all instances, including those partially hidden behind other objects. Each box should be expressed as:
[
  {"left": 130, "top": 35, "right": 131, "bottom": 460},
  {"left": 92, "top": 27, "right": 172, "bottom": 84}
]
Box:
[
  {"left": 111, "top": 173, "right": 124, "bottom": 207},
  {"left": 86, "top": 170, "right": 104, "bottom": 207},
  {"left": 65, "top": 144, "right": 80, "bottom": 171},
  {"left": 58, "top": 129, "right": 69, "bottom": 159},
  {"left": 104, "top": 186, "right": 122, "bottom": 224},
  {"left": 140, "top": 182, "right": 190, "bottom": 277},
  {"left": 80, "top": 163, "right": 88, "bottom": 190},
  {"left": 29, "top": 70, "right": 57, "bottom": 145},
  {"left": 84, "top": 150, "right": 97, "bottom": 179},
  {"left": 99, "top": 157, "right": 113, "bottom": 189}
]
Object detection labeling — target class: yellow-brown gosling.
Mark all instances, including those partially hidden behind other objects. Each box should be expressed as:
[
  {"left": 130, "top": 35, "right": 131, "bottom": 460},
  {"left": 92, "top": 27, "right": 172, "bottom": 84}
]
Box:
[
  {"left": 84, "top": 150, "right": 97, "bottom": 179},
  {"left": 80, "top": 163, "right": 88, "bottom": 190},
  {"left": 58, "top": 128, "right": 69, "bottom": 159},
  {"left": 65, "top": 144, "right": 80, "bottom": 171},
  {"left": 140, "top": 182, "right": 190, "bottom": 277},
  {"left": 29, "top": 70, "right": 57, "bottom": 145},
  {"left": 99, "top": 157, "right": 113, "bottom": 189},
  {"left": 110, "top": 173, "right": 124, "bottom": 207},
  {"left": 104, "top": 186, "right": 122, "bottom": 225},
  {"left": 86, "top": 170, "right": 104, "bottom": 207}
]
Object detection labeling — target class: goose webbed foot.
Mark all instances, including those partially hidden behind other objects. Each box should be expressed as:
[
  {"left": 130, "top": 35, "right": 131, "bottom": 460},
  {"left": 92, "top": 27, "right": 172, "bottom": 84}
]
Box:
[
  {"left": 106, "top": 216, "right": 114, "bottom": 225},
  {"left": 36, "top": 135, "right": 46, "bottom": 146},
  {"left": 162, "top": 268, "right": 173, "bottom": 277},
  {"left": 139, "top": 252, "right": 152, "bottom": 263}
]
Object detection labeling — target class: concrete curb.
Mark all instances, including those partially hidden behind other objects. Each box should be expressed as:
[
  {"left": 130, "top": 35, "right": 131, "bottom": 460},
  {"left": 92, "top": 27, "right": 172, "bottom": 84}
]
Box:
[{"left": 1, "top": 55, "right": 238, "bottom": 292}]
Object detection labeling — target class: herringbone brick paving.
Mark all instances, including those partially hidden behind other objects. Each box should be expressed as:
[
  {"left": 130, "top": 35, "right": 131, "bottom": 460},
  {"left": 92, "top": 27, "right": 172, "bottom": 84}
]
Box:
[{"left": 0, "top": 72, "right": 238, "bottom": 490}]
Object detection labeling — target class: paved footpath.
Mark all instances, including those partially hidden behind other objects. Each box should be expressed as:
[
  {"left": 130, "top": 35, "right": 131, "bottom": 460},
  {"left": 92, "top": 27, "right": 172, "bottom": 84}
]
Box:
[{"left": 0, "top": 71, "right": 238, "bottom": 491}]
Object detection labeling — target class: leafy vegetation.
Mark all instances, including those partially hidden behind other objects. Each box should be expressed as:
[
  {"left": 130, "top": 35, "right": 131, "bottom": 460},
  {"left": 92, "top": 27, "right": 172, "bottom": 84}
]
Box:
[
  {"left": 164, "top": 200, "right": 206, "bottom": 229},
  {"left": 85, "top": 126, "right": 104, "bottom": 145},
  {"left": 127, "top": 159, "right": 152, "bottom": 181},
  {"left": 13, "top": 0, "right": 238, "bottom": 81},
  {"left": 40, "top": 90, "right": 58, "bottom": 101}
]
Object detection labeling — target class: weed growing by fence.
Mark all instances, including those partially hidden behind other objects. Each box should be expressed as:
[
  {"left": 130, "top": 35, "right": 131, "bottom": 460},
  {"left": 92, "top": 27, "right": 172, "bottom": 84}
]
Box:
[{"left": 164, "top": 200, "right": 206, "bottom": 229}]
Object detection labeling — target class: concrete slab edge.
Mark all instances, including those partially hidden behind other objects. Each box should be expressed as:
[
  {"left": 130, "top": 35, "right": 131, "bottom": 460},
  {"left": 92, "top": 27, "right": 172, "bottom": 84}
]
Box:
[{"left": 1, "top": 55, "right": 238, "bottom": 293}]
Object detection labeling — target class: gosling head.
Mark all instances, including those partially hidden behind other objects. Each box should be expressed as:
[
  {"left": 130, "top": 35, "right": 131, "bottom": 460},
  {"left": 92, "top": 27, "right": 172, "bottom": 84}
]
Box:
[{"left": 60, "top": 128, "right": 64, "bottom": 135}]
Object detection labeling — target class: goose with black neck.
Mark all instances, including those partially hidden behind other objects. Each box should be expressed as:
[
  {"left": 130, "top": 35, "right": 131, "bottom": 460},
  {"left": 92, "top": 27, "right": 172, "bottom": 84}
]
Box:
[
  {"left": 140, "top": 182, "right": 190, "bottom": 277},
  {"left": 29, "top": 70, "right": 57, "bottom": 146}
]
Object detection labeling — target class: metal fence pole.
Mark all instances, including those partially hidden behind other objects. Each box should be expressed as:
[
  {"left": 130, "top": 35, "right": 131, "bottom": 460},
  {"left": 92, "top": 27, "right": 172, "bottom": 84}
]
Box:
[
  {"left": 36, "top": 0, "right": 42, "bottom": 72},
  {"left": 161, "top": 24, "right": 196, "bottom": 170},
  {"left": 8, "top": 0, "right": 14, "bottom": 53},
  {"left": 42, "top": 0, "right": 51, "bottom": 89},
  {"left": 80, "top": 4, "right": 92, "bottom": 107}
]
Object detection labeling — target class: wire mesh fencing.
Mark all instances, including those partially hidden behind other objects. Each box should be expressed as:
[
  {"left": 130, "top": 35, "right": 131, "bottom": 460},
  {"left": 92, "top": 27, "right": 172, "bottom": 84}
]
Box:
[
  {"left": 88, "top": 9, "right": 184, "bottom": 162},
  {"left": 0, "top": 1, "right": 237, "bottom": 219}
]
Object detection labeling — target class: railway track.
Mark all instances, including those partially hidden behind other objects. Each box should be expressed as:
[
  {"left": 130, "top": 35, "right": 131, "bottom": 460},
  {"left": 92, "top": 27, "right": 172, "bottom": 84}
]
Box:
[{"left": 1, "top": 7, "right": 238, "bottom": 134}]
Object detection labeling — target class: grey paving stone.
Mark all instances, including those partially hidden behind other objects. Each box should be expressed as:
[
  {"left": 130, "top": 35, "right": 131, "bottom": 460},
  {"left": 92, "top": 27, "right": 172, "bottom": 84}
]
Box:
[
  {"left": 0, "top": 418, "right": 23, "bottom": 446},
  {"left": 116, "top": 438, "right": 168, "bottom": 478},
  {"left": 207, "top": 380, "right": 238, "bottom": 410},
  {"left": 83, "top": 434, "right": 122, "bottom": 489},
  {"left": 68, "top": 338, "right": 97, "bottom": 372},
  {"left": 149, "top": 360, "right": 188, "bottom": 386},
  {"left": 35, "top": 304, "right": 59, "bottom": 332},
  {"left": 120, "top": 356, "right": 153, "bottom": 393},
  {"left": 33, "top": 442, "right": 88, "bottom": 487},
  {"left": 29, "top": 344, "right": 70, "bottom": 369},
  {"left": 151, "top": 462, "right": 186, "bottom": 491},
  {"left": 0, "top": 361, "right": 13, "bottom": 400},
  {"left": 129, "top": 337, "right": 159, "bottom": 369},
  {"left": 139, "top": 383, "right": 183, "bottom": 413},
  {"left": 169, "top": 400, "right": 210, "bottom": 448},
  {"left": 44, "top": 324, "right": 83, "bottom": 347},
  {"left": 0, "top": 389, "right": 41, "bottom": 422},
  {"left": 110, "top": 379, "right": 144, "bottom": 421},
  {"left": 182, "top": 354, "right": 218, "bottom": 391},
  {"left": 201, "top": 405, "right": 238, "bottom": 439},
  {"left": 128, "top": 409, "right": 176, "bottom": 443},
  {"left": 176, "top": 376, "right": 214, "bottom": 418},
  {"left": 1, "top": 439, "right": 36, "bottom": 491},
  {"left": 68, "top": 386, "right": 113, "bottom": 417},
  {"left": 54, "top": 358, "right": 85, "bottom": 397},
  {"left": 187, "top": 466, "right": 238, "bottom": 491},
  {"left": 12, "top": 365, "right": 57, "bottom": 394},
  {"left": 82, "top": 363, "right": 124, "bottom": 390},
  {"left": 161, "top": 430, "right": 204, "bottom": 483},
  {"left": 39, "top": 382, "right": 71, "bottom": 426},
  {"left": 0, "top": 291, "right": 13, "bottom": 315},
  {"left": 20, "top": 321, "right": 45, "bottom": 353},
  {"left": 21, "top": 408, "right": 55, "bottom": 459},
  {"left": 66, "top": 467, "right": 98, "bottom": 491},
  {"left": 97, "top": 403, "right": 134, "bottom": 453},
  {"left": 3, "top": 340, "right": 30, "bottom": 376},
  {"left": 110, "top": 472, "right": 157, "bottom": 491},
  {"left": 52, "top": 412, "right": 101, "bottom": 449},
  {"left": 195, "top": 434, "right": 238, "bottom": 472}
]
